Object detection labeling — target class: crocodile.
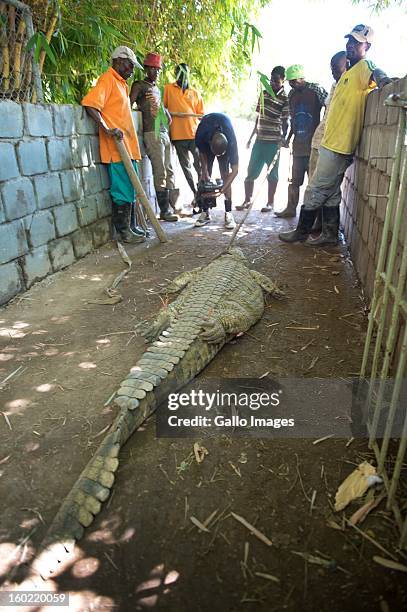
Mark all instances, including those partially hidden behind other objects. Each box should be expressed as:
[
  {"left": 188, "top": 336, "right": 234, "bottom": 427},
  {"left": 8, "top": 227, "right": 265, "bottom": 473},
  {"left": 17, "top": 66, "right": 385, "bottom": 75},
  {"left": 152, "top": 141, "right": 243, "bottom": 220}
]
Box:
[{"left": 37, "top": 248, "right": 283, "bottom": 564}]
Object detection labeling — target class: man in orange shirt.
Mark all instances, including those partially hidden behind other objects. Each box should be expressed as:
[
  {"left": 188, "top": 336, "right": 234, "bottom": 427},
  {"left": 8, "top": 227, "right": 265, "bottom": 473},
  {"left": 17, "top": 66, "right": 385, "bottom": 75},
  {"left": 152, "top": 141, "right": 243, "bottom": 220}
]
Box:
[
  {"left": 164, "top": 64, "right": 204, "bottom": 199},
  {"left": 81, "top": 46, "right": 146, "bottom": 244}
]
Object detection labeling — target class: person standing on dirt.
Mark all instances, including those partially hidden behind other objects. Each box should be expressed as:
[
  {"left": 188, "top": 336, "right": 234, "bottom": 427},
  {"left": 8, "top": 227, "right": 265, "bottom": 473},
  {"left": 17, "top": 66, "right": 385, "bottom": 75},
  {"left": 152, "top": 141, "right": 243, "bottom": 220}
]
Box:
[
  {"left": 307, "top": 51, "right": 348, "bottom": 234},
  {"left": 164, "top": 64, "right": 205, "bottom": 202},
  {"left": 279, "top": 24, "right": 392, "bottom": 247},
  {"left": 194, "top": 112, "right": 238, "bottom": 230},
  {"left": 130, "top": 53, "right": 178, "bottom": 222},
  {"left": 236, "top": 66, "right": 289, "bottom": 214},
  {"left": 275, "top": 65, "right": 327, "bottom": 219},
  {"left": 82, "top": 46, "right": 146, "bottom": 244}
]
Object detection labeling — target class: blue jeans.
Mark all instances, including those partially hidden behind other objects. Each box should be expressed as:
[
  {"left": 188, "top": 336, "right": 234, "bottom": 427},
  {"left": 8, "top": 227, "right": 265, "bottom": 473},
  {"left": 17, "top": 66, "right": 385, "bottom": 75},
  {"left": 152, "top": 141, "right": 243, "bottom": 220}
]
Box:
[{"left": 303, "top": 146, "right": 353, "bottom": 210}]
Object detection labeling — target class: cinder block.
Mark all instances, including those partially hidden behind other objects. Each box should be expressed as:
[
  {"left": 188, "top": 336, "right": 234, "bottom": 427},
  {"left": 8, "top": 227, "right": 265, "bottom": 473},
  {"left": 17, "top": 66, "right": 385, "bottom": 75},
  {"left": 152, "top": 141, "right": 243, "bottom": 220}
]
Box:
[
  {"left": 97, "top": 190, "right": 112, "bottom": 218},
  {"left": 72, "top": 227, "right": 94, "bottom": 258},
  {"left": 90, "top": 136, "right": 101, "bottom": 163},
  {"left": 53, "top": 203, "right": 78, "bottom": 236},
  {"left": 0, "top": 191, "right": 4, "bottom": 223},
  {"left": 1, "top": 177, "right": 35, "bottom": 220},
  {"left": 82, "top": 165, "right": 102, "bottom": 195},
  {"left": 99, "top": 164, "right": 110, "bottom": 190},
  {"left": 71, "top": 136, "right": 93, "bottom": 167},
  {"left": 34, "top": 173, "right": 63, "bottom": 209},
  {"left": 364, "top": 92, "right": 378, "bottom": 127},
  {"left": 17, "top": 140, "right": 48, "bottom": 176},
  {"left": 0, "top": 142, "right": 19, "bottom": 181},
  {"left": 92, "top": 218, "right": 111, "bottom": 247},
  {"left": 0, "top": 260, "right": 24, "bottom": 305},
  {"left": 22, "top": 245, "right": 53, "bottom": 288},
  {"left": 60, "top": 169, "right": 84, "bottom": 202},
  {"left": 0, "top": 219, "right": 28, "bottom": 264},
  {"left": 54, "top": 105, "right": 75, "bottom": 136},
  {"left": 386, "top": 130, "right": 397, "bottom": 175},
  {"left": 368, "top": 170, "right": 380, "bottom": 211},
  {"left": 377, "top": 87, "right": 388, "bottom": 124},
  {"left": 74, "top": 106, "right": 98, "bottom": 135},
  {"left": 23, "top": 103, "right": 53, "bottom": 137},
  {"left": 24, "top": 209, "right": 56, "bottom": 248},
  {"left": 49, "top": 237, "right": 75, "bottom": 271},
  {"left": 47, "top": 138, "right": 73, "bottom": 171},
  {"left": 0, "top": 101, "right": 24, "bottom": 138},
  {"left": 77, "top": 195, "right": 98, "bottom": 226},
  {"left": 361, "top": 205, "right": 371, "bottom": 243}
]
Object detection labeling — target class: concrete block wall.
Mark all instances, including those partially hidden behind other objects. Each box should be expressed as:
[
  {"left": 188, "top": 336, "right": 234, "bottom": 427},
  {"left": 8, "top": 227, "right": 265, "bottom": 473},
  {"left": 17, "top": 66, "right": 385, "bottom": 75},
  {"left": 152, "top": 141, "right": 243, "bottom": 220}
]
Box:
[
  {"left": 341, "top": 77, "right": 406, "bottom": 299},
  {"left": 0, "top": 102, "right": 155, "bottom": 305}
]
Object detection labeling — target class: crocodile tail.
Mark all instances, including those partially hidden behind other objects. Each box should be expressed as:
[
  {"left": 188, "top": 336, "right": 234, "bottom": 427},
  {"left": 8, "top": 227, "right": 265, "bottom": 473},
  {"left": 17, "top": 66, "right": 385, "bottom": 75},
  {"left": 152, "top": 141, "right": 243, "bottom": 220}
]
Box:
[{"left": 34, "top": 327, "right": 222, "bottom": 578}]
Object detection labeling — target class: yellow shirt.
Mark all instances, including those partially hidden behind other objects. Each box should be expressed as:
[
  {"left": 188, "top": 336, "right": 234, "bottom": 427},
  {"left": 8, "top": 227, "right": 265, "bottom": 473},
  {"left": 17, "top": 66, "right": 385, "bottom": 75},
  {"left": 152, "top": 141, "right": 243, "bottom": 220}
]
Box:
[
  {"left": 322, "top": 59, "right": 376, "bottom": 155},
  {"left": 163, "top": 82, "right": 204, "bottom": 140},
  {"left": 81, "top": 67, "right": 141, "bottom": 163}
]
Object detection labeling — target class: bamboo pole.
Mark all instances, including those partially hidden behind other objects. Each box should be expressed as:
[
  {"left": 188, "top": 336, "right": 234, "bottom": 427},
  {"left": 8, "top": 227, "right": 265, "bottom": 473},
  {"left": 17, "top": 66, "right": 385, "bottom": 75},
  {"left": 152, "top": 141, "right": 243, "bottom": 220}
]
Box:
[
  {"left": 114, "top": 137, "right": 168, "bottom": 244},
  {"left": 0, "top": 4, "right": 10, "bottom": 92},
  {"left": 14, "top": 16, "right": 26, "bottom": 90}
]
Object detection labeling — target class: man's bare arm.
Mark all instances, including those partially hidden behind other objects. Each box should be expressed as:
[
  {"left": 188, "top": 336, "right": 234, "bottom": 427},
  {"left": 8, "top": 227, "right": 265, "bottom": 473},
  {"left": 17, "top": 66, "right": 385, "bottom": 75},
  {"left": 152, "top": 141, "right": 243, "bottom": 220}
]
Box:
[
  {"left": 371, "top": 67, "right": 392, "bottom": 89},
  {"left": 84, "top": 106, "right": 123, "bottom": 140}
]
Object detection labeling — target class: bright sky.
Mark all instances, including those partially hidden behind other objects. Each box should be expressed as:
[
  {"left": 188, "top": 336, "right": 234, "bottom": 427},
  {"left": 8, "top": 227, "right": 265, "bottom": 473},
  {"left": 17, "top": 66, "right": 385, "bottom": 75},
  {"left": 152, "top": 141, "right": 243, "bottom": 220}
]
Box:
[{"left": 220, "top": 0, "right": 407, "bottom": 115}]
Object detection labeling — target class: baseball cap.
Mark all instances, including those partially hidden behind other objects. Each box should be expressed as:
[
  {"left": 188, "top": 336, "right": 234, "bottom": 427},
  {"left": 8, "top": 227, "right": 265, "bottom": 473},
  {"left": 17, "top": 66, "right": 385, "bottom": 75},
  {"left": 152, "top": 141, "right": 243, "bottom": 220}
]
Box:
[
  {"left": 111, "top": 46, "right": 138, "bottom": 65},
  {"left": 144, "top": 52, "right": 162, "bottom": 68},
  {"left": 285, "top": 64, "right": 305, "bottom": 81},
  {"left": 345, "top": 24, "right": 374, "bottom": 43}
]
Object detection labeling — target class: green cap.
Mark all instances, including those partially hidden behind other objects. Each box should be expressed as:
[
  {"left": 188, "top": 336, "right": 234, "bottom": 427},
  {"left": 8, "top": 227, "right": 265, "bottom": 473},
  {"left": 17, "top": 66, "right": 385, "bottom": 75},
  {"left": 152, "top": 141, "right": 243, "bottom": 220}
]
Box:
[{"left": 286, "top": 64, "right": 305, "bottom": 81}]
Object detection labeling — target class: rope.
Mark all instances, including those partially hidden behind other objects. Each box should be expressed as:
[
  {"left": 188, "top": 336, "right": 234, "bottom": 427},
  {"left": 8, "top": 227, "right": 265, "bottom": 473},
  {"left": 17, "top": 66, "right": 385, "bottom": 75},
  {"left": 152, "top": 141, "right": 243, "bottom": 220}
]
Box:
[{"left": 225, "top": 146, "right": 281, "bottom": 252}]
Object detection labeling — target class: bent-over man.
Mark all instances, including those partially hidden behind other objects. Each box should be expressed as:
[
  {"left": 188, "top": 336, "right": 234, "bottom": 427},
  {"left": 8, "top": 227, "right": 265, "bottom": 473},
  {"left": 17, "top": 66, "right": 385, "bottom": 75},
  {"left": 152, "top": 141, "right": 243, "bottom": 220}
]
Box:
[{"left": 194, "top": 112, "right": 238, "bottom": 230}]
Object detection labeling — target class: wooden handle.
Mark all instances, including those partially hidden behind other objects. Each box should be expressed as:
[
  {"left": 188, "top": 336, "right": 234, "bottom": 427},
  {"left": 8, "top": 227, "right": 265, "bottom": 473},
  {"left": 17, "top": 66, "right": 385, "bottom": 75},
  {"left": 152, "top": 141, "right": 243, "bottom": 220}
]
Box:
[
  {"left": 169, "top": 111, "right": 204, "bottom": 118},
  {"left": 114, "top": 138, "right": 168, "bottom": 243}
]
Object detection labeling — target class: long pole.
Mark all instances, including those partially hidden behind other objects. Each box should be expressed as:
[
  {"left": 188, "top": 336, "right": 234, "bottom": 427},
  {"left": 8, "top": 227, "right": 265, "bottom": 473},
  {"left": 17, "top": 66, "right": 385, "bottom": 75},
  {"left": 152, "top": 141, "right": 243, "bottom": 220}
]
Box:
[{"left": 114, "top": 137, "right": 168, "bottom": 244}]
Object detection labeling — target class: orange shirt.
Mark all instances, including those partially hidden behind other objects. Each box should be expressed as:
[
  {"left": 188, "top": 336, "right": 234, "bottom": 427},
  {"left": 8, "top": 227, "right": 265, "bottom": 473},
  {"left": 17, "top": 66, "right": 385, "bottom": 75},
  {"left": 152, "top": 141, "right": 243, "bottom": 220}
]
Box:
[
  {"left": 163, "top": 82, "right": 204, "bottom": 141},
  {"left": 81, "top": 67, "right": 141, "bottom": 163}
]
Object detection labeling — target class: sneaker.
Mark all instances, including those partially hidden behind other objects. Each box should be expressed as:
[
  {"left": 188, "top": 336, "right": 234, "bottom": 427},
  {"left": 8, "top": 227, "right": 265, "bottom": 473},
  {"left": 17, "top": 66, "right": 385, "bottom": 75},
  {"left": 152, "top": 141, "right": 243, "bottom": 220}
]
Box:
[
  {"left": 195, "top": 211, "right": 211, "bottom": 227},
  {"left": 235, "top": 201, "right": 251, "bottom": 211},
  {"left": 261, "top": 203, "right": 273, "bottom": 213},
  {"left": 224, "top": 212, "right": 236, "bottom": 230}
]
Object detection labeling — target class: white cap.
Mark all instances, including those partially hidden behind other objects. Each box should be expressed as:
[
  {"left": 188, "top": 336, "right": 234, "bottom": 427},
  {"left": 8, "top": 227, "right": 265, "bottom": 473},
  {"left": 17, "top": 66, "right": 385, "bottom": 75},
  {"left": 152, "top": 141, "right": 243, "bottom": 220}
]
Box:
[
  {"left": 111, "top": 46, "right": 137, "bottom": 65},
  {"left": 345, "top": 24, "right": 374, "bottom": 44}
]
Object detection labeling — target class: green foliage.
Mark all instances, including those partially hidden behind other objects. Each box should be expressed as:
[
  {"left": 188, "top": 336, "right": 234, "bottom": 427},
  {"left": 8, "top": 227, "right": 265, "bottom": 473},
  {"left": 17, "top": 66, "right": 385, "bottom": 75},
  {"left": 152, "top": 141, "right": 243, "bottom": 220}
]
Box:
[
  {"left": 38, "top": 0, "right": 267, "bottom": 104},
  {"left": 351, "top": 0, "right": 406, "bottom": 11}
]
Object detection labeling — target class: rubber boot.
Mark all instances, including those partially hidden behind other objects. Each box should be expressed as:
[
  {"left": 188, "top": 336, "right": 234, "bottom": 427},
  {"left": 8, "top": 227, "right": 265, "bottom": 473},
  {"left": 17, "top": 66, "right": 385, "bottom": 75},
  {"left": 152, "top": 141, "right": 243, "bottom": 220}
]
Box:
[
  {"left": 112, "top": 204, "right": 146, "bottom": 244},
  {"left": 236, "top": 180, "right": 254, "bottom": 210},
  {"left": 278, "top": 206, "right": 317, "bottom": 243},
  {"left": 275, "top": 184, "right": 299, "bottom": 218},
  {"left": 130, "top": 201, "right": 149, "bottom": 237},
  {"left": 311, "top": 208, "right": 322, "bottom": 233},
  {"left": 168, "top": 188, "right": 182, "bottom": 212},
  {"left": 305, "top": 206, "right": 339, "bottom": 247},
  {"left": 261, "top": 180, "right": 278, "bottom": 213},
  {"left": 156, "top": 189, "right": 178, "bottom": 222}
]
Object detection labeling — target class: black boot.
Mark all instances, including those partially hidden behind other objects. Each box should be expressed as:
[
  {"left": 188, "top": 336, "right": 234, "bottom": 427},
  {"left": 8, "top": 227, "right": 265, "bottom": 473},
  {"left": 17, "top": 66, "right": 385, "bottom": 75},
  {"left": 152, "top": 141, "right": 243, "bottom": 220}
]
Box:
[
  {"left": 156, "top": 190, "right": 178, "bottom": 222},
  {"left": 278, "top": 206, "right": 317, "bottom": 243},
  {"left": 305, "top": 206, "right": 339, "bottom": 247},
  {"left": 130, "top": 201, "right": 149, "bottom": 237},
  {"left": 168, "top": 188, "right": 181, "bottom": 212},
  {"left": 112, "top": 204, "right": 146, "bottom": 244},
  {"left": 311, "top": 208, "right": 322, "bottom": 233}
]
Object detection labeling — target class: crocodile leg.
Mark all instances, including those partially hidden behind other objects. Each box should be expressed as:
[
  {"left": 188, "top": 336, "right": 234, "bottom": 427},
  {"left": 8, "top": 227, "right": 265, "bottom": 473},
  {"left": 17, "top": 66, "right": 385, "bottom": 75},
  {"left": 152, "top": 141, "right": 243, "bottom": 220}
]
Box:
[
  {"left": 141, "top": 290, "right": 194, "bottom": 342},
  {"left": 250, "top": 270, "right": 285, "bottom": 299},
  {"left": 200, "top": 300, "right": 261, "bottom": 343}
]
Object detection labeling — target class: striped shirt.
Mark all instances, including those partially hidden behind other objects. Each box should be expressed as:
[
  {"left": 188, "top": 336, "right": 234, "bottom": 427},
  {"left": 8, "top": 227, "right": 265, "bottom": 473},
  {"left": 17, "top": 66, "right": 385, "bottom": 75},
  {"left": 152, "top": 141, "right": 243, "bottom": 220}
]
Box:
[{"left": 256, "top": 87, "right": 289, "bottom": 142}]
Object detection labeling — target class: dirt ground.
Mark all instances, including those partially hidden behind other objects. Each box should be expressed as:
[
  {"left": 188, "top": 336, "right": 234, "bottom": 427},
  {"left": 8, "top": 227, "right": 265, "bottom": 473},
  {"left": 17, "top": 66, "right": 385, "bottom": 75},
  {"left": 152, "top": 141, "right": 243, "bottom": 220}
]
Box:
[{"left": 1, "top": 204, "right": 406, "bottom": 612}]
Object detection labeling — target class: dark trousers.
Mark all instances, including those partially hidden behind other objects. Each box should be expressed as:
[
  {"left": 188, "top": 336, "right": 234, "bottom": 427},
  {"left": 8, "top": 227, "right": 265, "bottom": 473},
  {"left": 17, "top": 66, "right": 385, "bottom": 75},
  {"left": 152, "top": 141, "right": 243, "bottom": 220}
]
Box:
[
  {"left": 173, "top": 139, "right": 201, "bottom": 194},
  {"left": 288, "top": 155, "right": 309, "bottom": 210}
]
